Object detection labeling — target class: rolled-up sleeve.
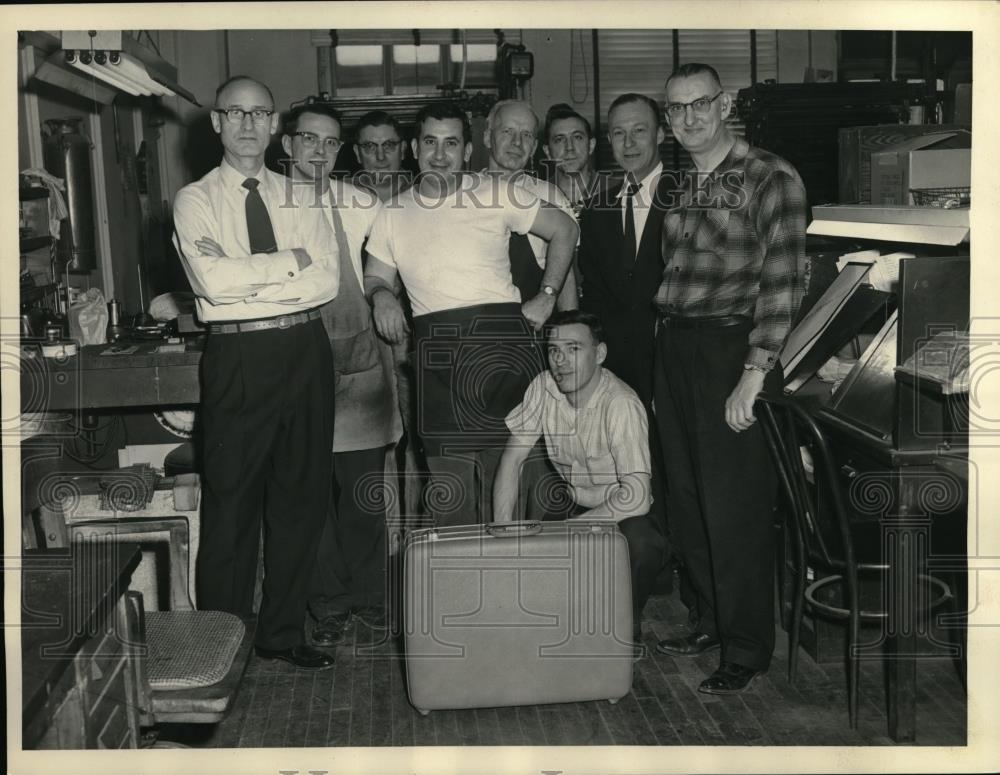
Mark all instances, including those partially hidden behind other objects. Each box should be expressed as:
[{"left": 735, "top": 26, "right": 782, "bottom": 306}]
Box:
[
  {"left": 504, "top": 373, "right": 545, "bottom": 444},
  {"left": 606, "top": 394, "right": 651, "bottom": 479}
]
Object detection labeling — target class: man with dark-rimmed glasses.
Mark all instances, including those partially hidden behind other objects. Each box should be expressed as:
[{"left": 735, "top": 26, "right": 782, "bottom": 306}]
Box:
[
  {"left": 652, "top": 63, "right": 806, "bottom": 694},
  {"left": 173, "top": 76, "right": 340, "bottom": 670}
]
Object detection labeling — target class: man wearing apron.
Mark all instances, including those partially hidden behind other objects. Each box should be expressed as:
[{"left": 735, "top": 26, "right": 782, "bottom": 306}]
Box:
[
  {"left": 364, "top": 102, "right": 578, "bottom": 527},
  {"left": 282, "top": 102, "right": 402, "bottom": 644}
]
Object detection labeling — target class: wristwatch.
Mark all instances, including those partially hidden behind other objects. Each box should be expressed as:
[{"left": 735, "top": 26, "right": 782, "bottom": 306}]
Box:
[
  {"left": 743, "top": 363, "right": 767, "bottom": 373},
  {"left": 541, "top": 285, "right": 556, "bottom": 297}
]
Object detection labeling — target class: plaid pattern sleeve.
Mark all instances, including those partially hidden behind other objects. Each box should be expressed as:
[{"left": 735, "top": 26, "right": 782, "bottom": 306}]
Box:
[
  {"left": 655, "top": 139, "right": 807, "bottom": 372},
  {"left": 745, "top": 166, "right": 807, "bottom": 370}
]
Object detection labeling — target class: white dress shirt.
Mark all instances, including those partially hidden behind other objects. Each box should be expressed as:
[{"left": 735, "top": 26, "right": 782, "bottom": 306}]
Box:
[
  {"left": 173, "top": 159, "right": 339, "bottom": 322},
  {"left": 617, "top": 162, "right": 663, "bottom": 260}
]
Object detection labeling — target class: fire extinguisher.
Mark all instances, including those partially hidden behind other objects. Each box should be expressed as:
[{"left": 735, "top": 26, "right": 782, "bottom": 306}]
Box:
[{"left": 42, "top": 118, "right": 96, "bottom": 274}]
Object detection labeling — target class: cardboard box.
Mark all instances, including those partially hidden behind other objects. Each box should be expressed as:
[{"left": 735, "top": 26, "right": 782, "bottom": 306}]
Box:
[
  {"left": 838, "top": 123, "right": 970, "bottom": 204},
  {"left": 869, "top": 130, "right": 971, "bottom": 206}
]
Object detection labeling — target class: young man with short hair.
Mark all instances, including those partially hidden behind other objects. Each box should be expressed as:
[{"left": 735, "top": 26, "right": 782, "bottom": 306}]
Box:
[
  {"left": 494, "top": 310, "right": 665, "bottom": 651},
  {"left": 281, "top": 102, "right": 401, "bottom": 644}
]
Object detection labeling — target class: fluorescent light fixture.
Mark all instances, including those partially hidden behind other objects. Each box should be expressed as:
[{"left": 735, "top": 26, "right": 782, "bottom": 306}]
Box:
[
  {"left": 114, "top": 52, "right": 177, "bottom": 97},
  {"left": 36, "top": 30, "right": 201, "bottom": 106},
  {"left": 65, "top": 55, "right": 146, "bottom": 97}
]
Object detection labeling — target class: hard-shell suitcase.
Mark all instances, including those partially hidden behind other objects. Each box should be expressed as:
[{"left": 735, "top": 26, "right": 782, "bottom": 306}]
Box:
[{"left": 403, "top": 520, "right": 633, "bottom": 714}]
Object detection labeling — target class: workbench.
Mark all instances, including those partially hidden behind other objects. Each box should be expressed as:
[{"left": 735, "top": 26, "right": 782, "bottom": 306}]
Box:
[{"left": 21, "top": 339, "right": 202, "bottom": 413}]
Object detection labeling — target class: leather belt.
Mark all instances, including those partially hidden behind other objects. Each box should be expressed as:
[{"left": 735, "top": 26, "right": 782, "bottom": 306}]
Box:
[
  {"left": 208, "top": 308, "right": 322, "bottom": 335},
  {"left": 659, "top": 313, "right": 750, "bottom": 329}
]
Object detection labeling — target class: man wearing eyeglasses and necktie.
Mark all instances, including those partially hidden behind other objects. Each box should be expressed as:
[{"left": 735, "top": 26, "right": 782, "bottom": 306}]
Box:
[
  {"left": 577, "top": 93, "right": 671, "bottom": 605},
  {"left": 652, "top": 63, "right": 806, "bottom": 695},
  {"left": 172, "top": 76, "right": 340, "bottom": 671}
]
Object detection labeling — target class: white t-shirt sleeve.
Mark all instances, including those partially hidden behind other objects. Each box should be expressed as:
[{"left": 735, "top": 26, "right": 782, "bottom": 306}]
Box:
[
  {"left": 364, "top": 204, "right": 396, "bottom": 269},
  {"left": 503, "top": 178, "right": 542, "bottom": 237}
]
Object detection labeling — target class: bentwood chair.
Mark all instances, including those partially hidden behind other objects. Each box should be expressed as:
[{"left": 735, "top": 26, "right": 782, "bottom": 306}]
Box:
[{"left": 755, "top": 393, "right": 952, "bottom": 728}]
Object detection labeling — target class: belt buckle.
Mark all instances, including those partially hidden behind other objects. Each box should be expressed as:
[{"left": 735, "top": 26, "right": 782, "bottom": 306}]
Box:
[{"left": 276, "top": 315, "right": 292, "bottom": 330}]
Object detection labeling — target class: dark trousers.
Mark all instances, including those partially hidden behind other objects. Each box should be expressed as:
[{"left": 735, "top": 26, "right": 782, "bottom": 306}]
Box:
[
  {"left": 414, "top": 303, "right": 544, "bottom": 526},
  {"left": 310, "top": 446, "right": 388, "bottom": 619},
  {"left": 653, "top": 319, "right": 780, "bottom": 671},
  {"left": 196, "top": 318, "right": 334, "bottom": 650},
  {"left": 545, "top": 495, "right": 665, "bottom": 641}
]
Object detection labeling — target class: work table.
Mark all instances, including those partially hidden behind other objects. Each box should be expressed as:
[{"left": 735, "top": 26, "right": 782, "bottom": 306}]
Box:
[{"left": 21, "top": 338, "right": 203, "bottom": 412}]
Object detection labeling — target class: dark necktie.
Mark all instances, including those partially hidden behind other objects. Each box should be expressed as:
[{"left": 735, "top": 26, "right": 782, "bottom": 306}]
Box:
[
  {"left": 242, "top": 178, "right": 278, "bottom": 254},
  {"left": 621, "top": 178, "right": 640, "bottom": 269}
]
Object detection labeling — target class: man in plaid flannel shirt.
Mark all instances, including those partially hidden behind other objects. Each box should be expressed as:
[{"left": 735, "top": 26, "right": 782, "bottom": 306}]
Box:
[{"left": 652, "top": 63, "right": 806, "bottom": 695}]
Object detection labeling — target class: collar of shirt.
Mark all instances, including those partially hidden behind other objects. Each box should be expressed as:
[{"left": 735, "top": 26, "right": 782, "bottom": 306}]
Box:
[
  {"left": 543, "top": 368, "right": 612, "bottom": 411},
  {"left": 219, "top": 157, "right": 267, "bottom": 192},
  {"left": 677, "top": 138, "right": 747, "bottom": 208},
  {"left": 615, "top": 161, "right": 663, "bottom": 207}
]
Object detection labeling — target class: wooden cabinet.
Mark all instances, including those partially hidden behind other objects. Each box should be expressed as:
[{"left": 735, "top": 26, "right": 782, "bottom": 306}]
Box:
[{"left": 22, "top": 543, "right": 142, "bottom": 749}]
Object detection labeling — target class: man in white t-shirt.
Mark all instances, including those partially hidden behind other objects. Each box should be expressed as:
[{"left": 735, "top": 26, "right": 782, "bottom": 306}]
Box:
[{"left": 364, "top": 101, "right": 578, "bottom": 527}]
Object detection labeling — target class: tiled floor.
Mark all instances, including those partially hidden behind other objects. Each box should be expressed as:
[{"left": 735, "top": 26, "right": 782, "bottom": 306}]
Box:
[{"left": 156, "top": 589, "right": 966, "bottom": 748}]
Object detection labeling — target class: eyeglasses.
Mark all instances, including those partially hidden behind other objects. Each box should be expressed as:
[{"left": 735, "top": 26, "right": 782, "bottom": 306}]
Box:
[
  {"left": 213, "top": 108, "right": 275, "bottom": 125},
  {"left": 292, "top": 131, "right": 343, "bottom": 152},
  {"left": 665, "top": 92, "right": 724, "bottom": 118},
  {"left": 357, "top": 140, "right": 402, "bottom": 155}
]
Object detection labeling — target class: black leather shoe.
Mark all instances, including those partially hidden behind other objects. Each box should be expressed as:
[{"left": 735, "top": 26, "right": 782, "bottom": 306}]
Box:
[
  {"left": 655, "top": 632, "right": 721, "bottom": 657},
  {"left": 697, "top": 661, "right": 764, "bottom": 695},
  {"left": 312, "top": 613, "right": 351, "bottom": 647},
  {"left": 255, "top": 644, "right": 336, "bottom": 670},
  {"left": 353, "top": 605, "right": 387, "bottom": 630}
]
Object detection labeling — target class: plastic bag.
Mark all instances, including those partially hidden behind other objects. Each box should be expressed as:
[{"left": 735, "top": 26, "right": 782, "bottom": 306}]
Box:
[{"left": 68, "top": 288, "right": 109, "bottom": 345}]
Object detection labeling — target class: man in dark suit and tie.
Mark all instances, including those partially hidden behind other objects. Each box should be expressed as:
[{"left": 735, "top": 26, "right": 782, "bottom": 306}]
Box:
[
  {"left": 579, "top": 93, "right": 666, "bottom": 406},
  {"left": 578, "top": 94, "right": 670, "bottom": 569}
]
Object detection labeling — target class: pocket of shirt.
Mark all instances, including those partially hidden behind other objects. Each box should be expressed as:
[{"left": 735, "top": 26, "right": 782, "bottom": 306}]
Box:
[{"left": 694, "top": 207, "right": 731, "bottom": 258}]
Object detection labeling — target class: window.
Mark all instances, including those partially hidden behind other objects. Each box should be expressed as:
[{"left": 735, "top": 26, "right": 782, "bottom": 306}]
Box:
[
  {"left": 314, "top": 30, "right": 514, "bottom": 97},
  {"left": 332, "top": 45, "right": 384, "bottom": 97}
]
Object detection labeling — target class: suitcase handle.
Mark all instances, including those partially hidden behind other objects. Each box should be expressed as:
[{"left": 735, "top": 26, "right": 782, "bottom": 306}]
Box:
[{"left": 485, "top": 521, "right": 542, "bottom": 537}]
